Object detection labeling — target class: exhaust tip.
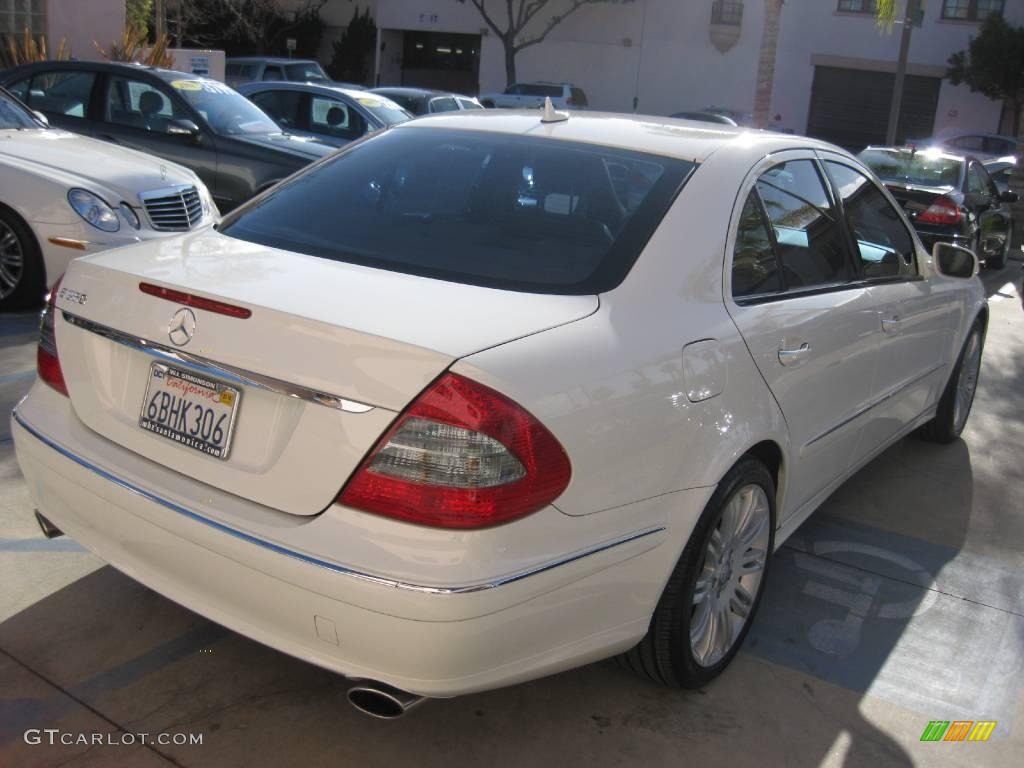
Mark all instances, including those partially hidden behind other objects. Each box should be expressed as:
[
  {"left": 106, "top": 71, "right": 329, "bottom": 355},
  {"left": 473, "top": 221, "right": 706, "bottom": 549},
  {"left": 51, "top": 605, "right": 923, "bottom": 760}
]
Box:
[
  {"left": 34, "top": 511, "right": 63, "bottom": 539},
  {"left": 346, "top": 683, "right": 425, "bottom": 719}
]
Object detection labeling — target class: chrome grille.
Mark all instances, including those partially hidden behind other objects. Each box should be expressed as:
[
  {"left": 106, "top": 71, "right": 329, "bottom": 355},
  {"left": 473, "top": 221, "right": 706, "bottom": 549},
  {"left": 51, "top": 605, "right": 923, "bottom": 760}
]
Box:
[{"left": 140, "top": 185, "right": 203, "bottom": 232}]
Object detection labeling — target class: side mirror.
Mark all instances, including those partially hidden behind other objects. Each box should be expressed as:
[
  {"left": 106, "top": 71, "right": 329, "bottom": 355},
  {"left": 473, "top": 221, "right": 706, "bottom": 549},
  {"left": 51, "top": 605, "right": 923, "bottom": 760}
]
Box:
[
  {"left": 33, "top": 110, "right": 49, "bottom": 127},
  {"left": 932, "top": 242, "right": 978, "bottom": 279},
  {"left": 998, "top": 189, "right": 1019, "bottom": 203},
  {"left": 167, "top": 118, "right": 201, "bottom": 140}
]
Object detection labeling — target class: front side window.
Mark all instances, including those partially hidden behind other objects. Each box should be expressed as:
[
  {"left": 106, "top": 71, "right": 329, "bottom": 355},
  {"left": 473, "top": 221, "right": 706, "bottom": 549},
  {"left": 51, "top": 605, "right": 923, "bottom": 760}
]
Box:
[
  {"left": 826, "top": 161, "right": 917, "bottom": 279},
  {"left": 942, "top": 0, "right": 1004, "bottom": 20},
  {"left": 20, "top": 70, "right": 95, "bottom": 119},
  {"left": 105, "top": 76, "right": 181, "bottom": 133},
  {"left": 968, "top": 162, "right": 997, "bottom": 196},
  {"left": 732, "top": 190, "right": 782, "bottom": 297},
  {"left": 310, "top": 96, "right": 368, "bottom": 140},
  {"left": 250, "top": 89, "right": 303, "bottom": 129},
  {"left": 221, "top": 128, "right": 693, "bottom": 294},
  {"left": 755, "top": 160, "right": 852, "bottom": 290},
  {"left": 285, "top": 62, "right": 329, "bottom": 82},
  {"left": 262, "top": 65, "right": 284, "bottom": 81}
]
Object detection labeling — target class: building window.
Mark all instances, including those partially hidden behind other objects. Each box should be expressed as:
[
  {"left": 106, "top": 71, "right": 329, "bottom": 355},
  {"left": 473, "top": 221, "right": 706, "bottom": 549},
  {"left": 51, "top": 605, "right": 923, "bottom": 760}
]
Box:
[
  {"left": 941, "top": 0, "right": 1004, "bottom": 20},
  {"left": 837, "top": 0, "right": 877, "bottom": 13},
  {"left": 0, "top": 0, "right": 46, "bottom": 36},
  {"left": 711, "top": 0, "right": 744, "bottom": 26}
]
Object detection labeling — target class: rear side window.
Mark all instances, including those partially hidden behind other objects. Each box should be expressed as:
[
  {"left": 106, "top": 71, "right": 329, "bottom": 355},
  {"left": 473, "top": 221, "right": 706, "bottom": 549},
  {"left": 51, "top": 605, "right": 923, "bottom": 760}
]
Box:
[
  {"left": 825, "top": 161, "right": 916, "bottom": 279},
  {"left": 250, "top": 90, "right": 303, "bottom": 129},
  {"left": 222, "top": 128, "right": 693, "bottom": 294},
  {"left": 732, "top": 191, "right": 782, "bottom": 297},
  {"left": 428, "top": 96, "right": 458, "bottom": 113},
  {"left": 755, "top": 160, "right": 851, "bottom": 290},
  {"left": 570, "top": 88, "right": 588, "bottom": 107},
  {"left": 457, "top": 97, "right": 483, "bottom": 110},
  {"left": 20, "top": 70, "right": 96, "bottom": 118}
]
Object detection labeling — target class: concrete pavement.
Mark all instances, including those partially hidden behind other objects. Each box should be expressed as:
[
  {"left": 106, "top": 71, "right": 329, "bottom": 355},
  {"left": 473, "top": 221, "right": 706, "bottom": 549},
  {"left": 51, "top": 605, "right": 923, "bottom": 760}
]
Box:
[{"left": 0, "top": 258, "right": 1022, "bottom": 768}]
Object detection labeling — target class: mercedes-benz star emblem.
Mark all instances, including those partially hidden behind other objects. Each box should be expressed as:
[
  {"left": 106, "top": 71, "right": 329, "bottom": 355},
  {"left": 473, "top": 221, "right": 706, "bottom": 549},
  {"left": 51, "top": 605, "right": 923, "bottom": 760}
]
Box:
[{"left": 168, "top": 308, "right": 196, "bottom": 347}]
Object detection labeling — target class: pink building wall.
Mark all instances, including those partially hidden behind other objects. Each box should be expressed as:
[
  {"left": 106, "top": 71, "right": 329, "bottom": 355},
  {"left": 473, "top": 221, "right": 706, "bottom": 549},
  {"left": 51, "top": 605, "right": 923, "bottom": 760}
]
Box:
[{"left": 46, "top": 0, "right": 125, "bottom": 61}]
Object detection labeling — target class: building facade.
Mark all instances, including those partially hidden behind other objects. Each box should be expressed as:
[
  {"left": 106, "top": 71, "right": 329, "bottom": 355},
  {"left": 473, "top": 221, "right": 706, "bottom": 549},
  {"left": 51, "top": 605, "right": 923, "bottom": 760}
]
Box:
[{"left": 1, "top": 0, "right": 125, "bottom": 59}]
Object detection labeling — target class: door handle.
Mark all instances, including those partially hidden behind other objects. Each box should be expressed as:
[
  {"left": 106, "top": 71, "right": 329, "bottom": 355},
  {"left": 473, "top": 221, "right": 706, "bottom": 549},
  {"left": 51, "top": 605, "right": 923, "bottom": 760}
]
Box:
[
  {"left": 778, "top": 342, "right": 811, "bottom": 367},
  {"left": 881, "top": 314, "right": 902, "bottom": 335}
]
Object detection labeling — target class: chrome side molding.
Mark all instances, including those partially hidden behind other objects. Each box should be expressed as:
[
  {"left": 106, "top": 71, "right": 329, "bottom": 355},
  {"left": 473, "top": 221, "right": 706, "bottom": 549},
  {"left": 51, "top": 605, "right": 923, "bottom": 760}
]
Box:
[{"left": 62, "top": 312, "right": 375, "bottom": 414}]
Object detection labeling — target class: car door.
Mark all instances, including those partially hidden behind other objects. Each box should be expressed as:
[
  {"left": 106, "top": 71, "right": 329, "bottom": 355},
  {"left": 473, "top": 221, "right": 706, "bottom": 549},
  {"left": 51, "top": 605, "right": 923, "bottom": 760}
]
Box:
[
  {"left": 96, "top": 73, "right": 220, "bottom": 196},
  {"left": 966, "top": 160, "right": 1006, "bottom": 258},
  {"left": 726, "top": 152, "right": 881, "bottom": 524},
  {"left": 501, "top": 85, "right": 522, "bottom": 108},
  {"left": 820, "top": 156, "right": 953, "bottom": 460},
  {"left": 8, "top": 68, "right": 102, "bottom": 135}
]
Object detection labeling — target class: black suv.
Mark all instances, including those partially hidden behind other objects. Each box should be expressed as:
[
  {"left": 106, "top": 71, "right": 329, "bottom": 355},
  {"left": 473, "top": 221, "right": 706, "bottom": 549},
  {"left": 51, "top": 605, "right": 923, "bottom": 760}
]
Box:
[{"left": 1, "top": 61, "right": 335, "bottom": 211}]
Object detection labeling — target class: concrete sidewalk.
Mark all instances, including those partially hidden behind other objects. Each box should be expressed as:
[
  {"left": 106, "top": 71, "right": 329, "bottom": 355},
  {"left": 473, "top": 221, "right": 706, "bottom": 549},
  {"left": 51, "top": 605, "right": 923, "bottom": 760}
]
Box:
[{"left": 0, "top": 259, "right": 1022, "bottom": 768}]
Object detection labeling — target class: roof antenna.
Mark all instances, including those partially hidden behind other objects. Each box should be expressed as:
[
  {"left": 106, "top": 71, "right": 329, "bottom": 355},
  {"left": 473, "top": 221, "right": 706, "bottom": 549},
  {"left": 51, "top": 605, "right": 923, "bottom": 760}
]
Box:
[{"left": 541, "top": 96, "right": 569, "bottom": 124}]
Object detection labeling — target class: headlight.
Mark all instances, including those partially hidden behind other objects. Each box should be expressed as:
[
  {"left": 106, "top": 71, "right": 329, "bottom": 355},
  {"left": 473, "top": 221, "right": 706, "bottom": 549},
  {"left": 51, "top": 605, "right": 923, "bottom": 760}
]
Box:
[
  {"left": 119, "top": 202, "right": 141, "bottom": 230},
  {"left": 68, "top": 189, "right": 120, "bottom": 233}
]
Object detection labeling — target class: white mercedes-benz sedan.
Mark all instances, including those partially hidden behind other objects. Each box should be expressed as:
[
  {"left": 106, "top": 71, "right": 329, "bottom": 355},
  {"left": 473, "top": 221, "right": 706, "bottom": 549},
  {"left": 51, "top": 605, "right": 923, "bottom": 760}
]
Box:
[
  {"left": 0, "top": 87, "right": 216, "bottom": 311},
  {"left": 12, "top": 108, "right": 986, "bottom": 717}
]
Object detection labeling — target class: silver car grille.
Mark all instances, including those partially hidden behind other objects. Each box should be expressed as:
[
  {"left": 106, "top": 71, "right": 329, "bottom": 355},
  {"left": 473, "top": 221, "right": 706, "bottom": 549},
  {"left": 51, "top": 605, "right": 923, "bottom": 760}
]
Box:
[{"left": 140, "top": 185, "right": 203, "bottom": 232}]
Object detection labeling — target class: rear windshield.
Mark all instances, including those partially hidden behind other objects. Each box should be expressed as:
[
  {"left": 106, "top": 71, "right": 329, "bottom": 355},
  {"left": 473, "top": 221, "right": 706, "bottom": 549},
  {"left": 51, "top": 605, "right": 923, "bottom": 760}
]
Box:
[
  {"left": 221, "top": 128, "right": 692, "bottom": 294},
  {"left": 859, "top": 149, "right": 963, "bottom": 189}
]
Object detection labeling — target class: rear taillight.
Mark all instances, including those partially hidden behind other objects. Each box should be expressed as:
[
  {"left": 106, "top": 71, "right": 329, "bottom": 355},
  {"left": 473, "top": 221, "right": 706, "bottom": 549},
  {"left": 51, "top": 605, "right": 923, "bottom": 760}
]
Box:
[
  {"left": 38, "top": 276, "right": 68, "bottom": 396},
  {"left": 917, "top": 196, "right": 962, "bottom": 225},
  {"left": 338, "top": 373, "right": 571, "bottom": 529}
]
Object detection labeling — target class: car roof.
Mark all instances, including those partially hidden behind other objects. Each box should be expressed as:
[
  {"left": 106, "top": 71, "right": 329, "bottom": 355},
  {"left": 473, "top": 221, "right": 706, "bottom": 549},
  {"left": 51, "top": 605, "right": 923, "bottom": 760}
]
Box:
[
  {"left": 391, "top": 110, "right": 848, "bottom": 163},
  {"left": 228, "top": 57, "right": 320, "bottom": 65},
  {"left": 237, "top": 81, "right": 373, "bottom": 100},
  {"left": 1, "top": 60, "right": 190, "bottom": 79}
]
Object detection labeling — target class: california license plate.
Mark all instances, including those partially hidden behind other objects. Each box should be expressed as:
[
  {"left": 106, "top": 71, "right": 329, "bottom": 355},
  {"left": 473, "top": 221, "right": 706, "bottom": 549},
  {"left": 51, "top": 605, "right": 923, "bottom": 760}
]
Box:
[{"left": 139, "top": 363, "right": 241, "bottom": 460}]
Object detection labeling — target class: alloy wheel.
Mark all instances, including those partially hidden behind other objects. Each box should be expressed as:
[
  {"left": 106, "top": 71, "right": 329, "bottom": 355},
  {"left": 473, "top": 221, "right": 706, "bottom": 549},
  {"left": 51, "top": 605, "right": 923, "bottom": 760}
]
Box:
[
  {"left": 953, "top": 330, "right": 982, "bottom": 434},
  {"left": 0, "top": 220, "right": 25, "bottom": 301},
  {"left": 690, "top": 483, "right": 770, "bottom": 667}
]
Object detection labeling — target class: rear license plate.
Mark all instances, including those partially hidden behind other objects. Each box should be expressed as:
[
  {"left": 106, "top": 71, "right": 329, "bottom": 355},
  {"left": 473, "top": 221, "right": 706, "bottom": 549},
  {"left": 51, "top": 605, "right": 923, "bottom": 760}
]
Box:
[{"left": 139, "top": 363, "right": 241, "bottom": 460}]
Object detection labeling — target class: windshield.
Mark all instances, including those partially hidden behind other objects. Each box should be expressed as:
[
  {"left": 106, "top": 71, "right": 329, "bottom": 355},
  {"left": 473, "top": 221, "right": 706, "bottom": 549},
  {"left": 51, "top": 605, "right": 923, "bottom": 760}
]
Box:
[
  {"left": 859, "top": 148, "right": 963, "bottom": 189},
  {"left": 221, "top": 128, "right": 693, "bottom": 294},
  {"left": 286, "top": 62, "right": 329, "bottom": 82},
  {"left": 166, "top": 77, "right": 279, "bottom": 135},
  {"left": 350, "top": 94, "right": 411, "bottom": 126},
  {"left": 0, "top": 90, "right": 41, "bottom": 129}
]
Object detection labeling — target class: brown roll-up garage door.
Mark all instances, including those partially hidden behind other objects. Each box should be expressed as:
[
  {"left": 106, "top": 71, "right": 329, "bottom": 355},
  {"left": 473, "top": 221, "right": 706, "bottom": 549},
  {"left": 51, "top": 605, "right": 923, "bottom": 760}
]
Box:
[{"left": 807, "top": 66, "right": 940, "bottom": 152}]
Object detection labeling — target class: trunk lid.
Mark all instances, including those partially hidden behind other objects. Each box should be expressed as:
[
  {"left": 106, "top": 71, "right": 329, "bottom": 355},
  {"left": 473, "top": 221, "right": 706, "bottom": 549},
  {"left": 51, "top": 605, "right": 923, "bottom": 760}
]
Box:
[
  {"left": 53, "top": 231, "right": 597, "bottom": 515},
  {"left": 882, "top": 182, "right": 957, "bottom": 219}
]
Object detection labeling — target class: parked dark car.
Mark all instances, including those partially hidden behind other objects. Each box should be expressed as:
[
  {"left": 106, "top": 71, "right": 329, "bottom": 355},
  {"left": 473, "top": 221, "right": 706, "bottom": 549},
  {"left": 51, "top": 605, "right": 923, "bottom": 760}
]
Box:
[
  {"left": 0, "top": 61, "right": 336, "bottom": 211},
  {"left": 368, "top": 87, "right": 483, "bottom": 116},
  {"left": 859, "top": 145, "right": 1017, "bottom": 269},
  {"left": 225, "top": 57, "right": 365, "bottom": 91},
  {"left": 238, "top": 82, "right": 410, "bottom": 147}
]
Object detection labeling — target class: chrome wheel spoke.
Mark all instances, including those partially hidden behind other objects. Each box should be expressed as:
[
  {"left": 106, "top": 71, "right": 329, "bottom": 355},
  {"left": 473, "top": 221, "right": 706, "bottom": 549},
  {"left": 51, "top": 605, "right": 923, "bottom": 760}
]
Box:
[{"left": 689, "top": 482, "right": 771, "bottom": 668}]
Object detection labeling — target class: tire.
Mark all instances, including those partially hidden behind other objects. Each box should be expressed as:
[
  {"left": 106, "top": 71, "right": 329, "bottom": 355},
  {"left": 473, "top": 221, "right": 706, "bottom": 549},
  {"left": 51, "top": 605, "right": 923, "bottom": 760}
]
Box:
[
  {"left": 988, "top": 223, "right": 1011, "bottom": 270},
  {"left": 616, "top": 457, "right": 775, "bottom": 688},
  {"left": 917, "top": 320, "right": 984, "bottom": 443},
  {"left": 0, "top": 206, "right": 45, "bottom": 312}
]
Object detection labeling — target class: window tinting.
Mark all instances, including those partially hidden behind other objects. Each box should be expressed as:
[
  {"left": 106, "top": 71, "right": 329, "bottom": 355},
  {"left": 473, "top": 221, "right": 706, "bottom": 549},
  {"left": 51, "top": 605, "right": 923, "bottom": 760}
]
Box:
[
  {"left": 22, "top": 71, "right": 95, "bottom": 118},
  {"left": 756, "top": 160, "right": 851, "bottom": 289},
  {"left": 826, "top": 162, "right": 916, "bottom": 279},
  {"left": 732, "top": 190, "right": 781, "bottom": 297},
  {"left": 221, "top": 128, "right": 693, "bottom": 294},
  {"left": 429, "top": 96, "right": 458, "bottom": 113},
  {"left": 262, "top": 66, "right": 284, "bottom": 81},
  {"left": 570, "top": 88, "right": 589, "bottom": 107},
  {"left": 250, "top": 89, "right": 303, "bottom": 129}
]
